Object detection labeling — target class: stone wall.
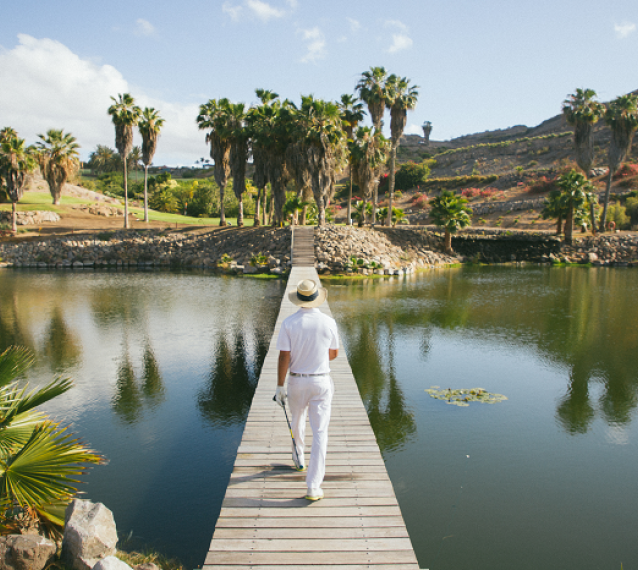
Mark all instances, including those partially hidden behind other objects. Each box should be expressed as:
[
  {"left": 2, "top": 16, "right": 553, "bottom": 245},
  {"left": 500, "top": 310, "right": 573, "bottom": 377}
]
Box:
[{"left": 0, "top": 211, "right": 60, "bottom": 225}]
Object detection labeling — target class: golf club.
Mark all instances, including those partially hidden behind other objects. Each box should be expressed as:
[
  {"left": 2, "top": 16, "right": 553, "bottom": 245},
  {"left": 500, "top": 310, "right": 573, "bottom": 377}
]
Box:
[{"left": 273, "top": 395, "right": 303, "bottom": 470}]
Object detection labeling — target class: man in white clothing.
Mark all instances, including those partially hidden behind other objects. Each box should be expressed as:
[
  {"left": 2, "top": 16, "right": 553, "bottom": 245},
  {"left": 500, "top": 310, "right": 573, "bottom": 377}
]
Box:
[{"left": 275, "top": 279, "right": 339, "bottom": 501}]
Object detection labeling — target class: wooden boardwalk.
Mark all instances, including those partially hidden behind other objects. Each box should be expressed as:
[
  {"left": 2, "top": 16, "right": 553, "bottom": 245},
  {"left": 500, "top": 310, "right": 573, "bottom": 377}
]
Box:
[{"left": 204, "top": 228, "right": 420, "bottom": 570}]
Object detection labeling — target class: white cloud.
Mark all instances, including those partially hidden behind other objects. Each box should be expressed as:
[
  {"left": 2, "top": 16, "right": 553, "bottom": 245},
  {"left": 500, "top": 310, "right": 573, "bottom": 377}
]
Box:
[
  {"left": 299, "top": 27, "right": 326, "bottom": 63},
  {"left": 347, "top": 18, "right": 361, "bottom": 33},
  {"left": 614, "top": 21, "right": 636, "bottom": 38},
  {"left": 134, "top": 18, "right": 156, "bottom": 36},
  {"left": 286, "top": 0, "right": 298, "bottom": 8},
  {"left": 246, "top": 0, "right": 285, "bottom": 21},
  {"left": 0, "top": 35, "right": 204, "bottom": 166},
  {"left": 222, "top": 2, "right": 243, "bottom": 20},
  {"left": 387, "top": 33, "right": 413, "bottom": 53},
  {"left": 404, "top": 124, "right": 423, "bottom": 136},
  {"left": 384, "top": 19, "right": 408, "bottom": 32}
]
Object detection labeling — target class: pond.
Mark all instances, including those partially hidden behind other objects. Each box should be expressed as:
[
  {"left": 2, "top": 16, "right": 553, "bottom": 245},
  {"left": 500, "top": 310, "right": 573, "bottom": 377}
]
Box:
[
  {"left": 0, "top": 270, "right": 285, "bottom": 569},
  {"left": 326, "top": 266, "right": 638, "bottom": 570}
]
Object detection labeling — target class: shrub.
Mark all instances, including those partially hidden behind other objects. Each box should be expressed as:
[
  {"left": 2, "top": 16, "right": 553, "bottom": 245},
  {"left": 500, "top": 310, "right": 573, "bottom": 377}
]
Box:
[
  {"left": 607, "top": 203, "right": 630, "bottom": 229},
  {"left": 526, "top": 175, "right": 558, "bottom": 194},
  {"left": 461, "top": 188, "right": 481, "bottom": 198},
  {"left": 394, "top": 161, "right": 432, "bottom": 191},
  {"left": 625, "top": 197, "right": 638, "bottom": 225},
  {"left": 613, "top": 163, "right": 638, "bottom": 180}
]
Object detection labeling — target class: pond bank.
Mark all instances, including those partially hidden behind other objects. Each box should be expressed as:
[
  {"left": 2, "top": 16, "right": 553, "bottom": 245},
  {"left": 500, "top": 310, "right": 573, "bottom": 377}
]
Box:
[{"left": 0, "top": 226, "right": 636, "bottom": 273}]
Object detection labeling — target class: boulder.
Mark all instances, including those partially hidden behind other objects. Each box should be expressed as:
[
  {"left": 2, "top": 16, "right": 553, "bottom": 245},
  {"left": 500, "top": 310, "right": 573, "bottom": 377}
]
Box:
[
  {"left": 92, "top": 557, "right": 132, "bottom": 570},
  {"left": 0, "top": 535, "right": 57, "bottom": 570},
  {"left": 62, "top": 500, "right": 118, "bottom": 570}
]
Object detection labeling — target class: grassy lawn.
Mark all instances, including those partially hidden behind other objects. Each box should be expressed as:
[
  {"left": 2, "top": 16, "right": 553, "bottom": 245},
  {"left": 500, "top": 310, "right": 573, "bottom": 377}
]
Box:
[
  {"left": 0, "top": 193, "right": 89, "bottom": 212},
  {"left": 127, "top": 205, "right": 255, "bottom": 227}
]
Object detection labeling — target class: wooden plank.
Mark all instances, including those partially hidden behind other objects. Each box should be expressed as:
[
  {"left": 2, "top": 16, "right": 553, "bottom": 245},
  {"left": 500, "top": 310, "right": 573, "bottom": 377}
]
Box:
[
  {"left": 211, "top": 526, "right": 409, "bottom": 539},
  {"left": 203, "top": 565, "right": 418, "bottom": 570},
  {"left": 214, "top": 516, "right": 409, "bottom": 528},
  {"left": 208, "top": 537, "right": 414, "bottom": 551},
  {"left": 205, "top": 550, "right": 418, "bottom": 565}
]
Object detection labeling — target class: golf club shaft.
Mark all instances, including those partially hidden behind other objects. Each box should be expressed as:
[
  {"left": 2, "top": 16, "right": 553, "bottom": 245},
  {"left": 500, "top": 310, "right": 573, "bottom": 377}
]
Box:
[{"left": 273, "top": 395, "right": 302, "bottom": 467}]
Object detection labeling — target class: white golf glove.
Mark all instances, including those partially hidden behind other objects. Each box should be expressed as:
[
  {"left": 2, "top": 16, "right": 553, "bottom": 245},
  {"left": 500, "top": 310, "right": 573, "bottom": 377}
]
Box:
[{"left": 275, "top": 386, "right": 287, "bottom": 408}]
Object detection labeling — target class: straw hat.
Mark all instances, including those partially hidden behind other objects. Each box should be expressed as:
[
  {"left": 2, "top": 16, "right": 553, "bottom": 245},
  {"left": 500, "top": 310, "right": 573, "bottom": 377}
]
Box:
[{"left": 289, "top": 279, "right": 328, "bottom": 308}]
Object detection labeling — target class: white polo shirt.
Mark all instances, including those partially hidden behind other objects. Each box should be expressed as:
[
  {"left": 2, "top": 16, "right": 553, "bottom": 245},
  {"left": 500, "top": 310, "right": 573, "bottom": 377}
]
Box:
[{"left": 276, "top": 307, "right": 340, "bottom": 375}]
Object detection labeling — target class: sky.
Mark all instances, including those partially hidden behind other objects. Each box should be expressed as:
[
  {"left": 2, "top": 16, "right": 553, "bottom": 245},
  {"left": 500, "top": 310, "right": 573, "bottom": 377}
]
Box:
[{"left": 1, "top": 0, "right": 637, "bottom": 166}]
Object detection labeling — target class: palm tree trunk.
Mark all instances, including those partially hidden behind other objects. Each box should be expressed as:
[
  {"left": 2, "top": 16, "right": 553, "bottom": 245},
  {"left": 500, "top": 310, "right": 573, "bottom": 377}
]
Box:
[
  {"left": 123, "top": 160, "right": 129, "bottom": 229},
  {"left": 556, "top": 215, "right": 562, "bottom": 236},
  {"left": 143, "top": 165, "right": 149, "bottom": 223},
  {"left": 590, "top": 202, "right": 597, "bottom": 236},
  {"left": 11, "top": 202, "right": 17, "bottom": 233},
  {"left": 301, "top": 205, "right": 308, "bottom": 226},
  {"left": 219, "top": 183, "right": 227, "bottom": 226},
  {"left": 347, "top": 164, "right": 353, "bottom": 225},
  {"left": 372, "top": 185, "right": 378, "bottom": 226},
  {"left": 387, "top": 146, "right": 396, "bottom": 226},
  {"left": 565, "top": 199, "right": 574, "bottom": 244},
  {"left": 254, "top": 187, "right": 261, "bottom": 226},
  {"left": 268, "top": 194, "right": 274, "bottom": 226},
  {"left": 600, "top": 170, "right": 613, "bottom": 232},
  {"left": 237, "top": 198, "right": 244, "bottom": 227},
  {"left": 444, "top": 229, "right": 452, "bottom": 253}
]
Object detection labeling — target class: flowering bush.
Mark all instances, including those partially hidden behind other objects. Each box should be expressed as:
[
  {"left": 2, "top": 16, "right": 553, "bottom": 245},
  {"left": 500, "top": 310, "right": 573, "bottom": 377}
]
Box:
[
  {"left": 613, "top": 163, "right": 638, "bottom": 180},
  {"left": 480, "top": 187, "right": 501, "bottom": 198},
  {"left": 461, "top": 188, "right": 481, "bottom": 198},
  {"left": 413, "top": 196, "right": 429, "bottom": 210},
  {"left": 526, "top": 176, "right": 558, "bottom": 194}
]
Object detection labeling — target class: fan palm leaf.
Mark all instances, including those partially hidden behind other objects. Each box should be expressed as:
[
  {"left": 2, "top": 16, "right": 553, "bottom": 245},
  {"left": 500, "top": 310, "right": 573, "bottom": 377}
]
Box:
[{"left": 35, "top": 129, "right": 80, "bottom": 205}]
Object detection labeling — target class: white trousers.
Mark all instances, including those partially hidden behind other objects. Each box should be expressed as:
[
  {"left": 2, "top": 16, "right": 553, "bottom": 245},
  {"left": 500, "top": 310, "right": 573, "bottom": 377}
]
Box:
[{"left": 287, "top": 374, "right": 334, "bottom": 491}]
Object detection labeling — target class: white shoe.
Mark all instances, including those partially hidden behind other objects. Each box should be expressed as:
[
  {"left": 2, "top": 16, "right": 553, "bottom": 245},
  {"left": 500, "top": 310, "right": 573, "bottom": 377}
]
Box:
[{"left": 305, "top": 488, "right": 324, "bottom": 501}]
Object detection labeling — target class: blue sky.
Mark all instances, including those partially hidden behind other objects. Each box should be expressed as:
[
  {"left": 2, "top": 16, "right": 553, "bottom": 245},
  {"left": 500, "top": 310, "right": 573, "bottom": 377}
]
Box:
[{"left": 1, "top": 0, "right": 637, "bottom": 166}]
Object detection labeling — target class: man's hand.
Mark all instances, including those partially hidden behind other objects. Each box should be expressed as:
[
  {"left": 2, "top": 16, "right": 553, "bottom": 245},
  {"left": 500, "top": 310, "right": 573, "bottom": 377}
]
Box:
[{"left": 275, "top": 386, "right": 287, "bottom": 408}]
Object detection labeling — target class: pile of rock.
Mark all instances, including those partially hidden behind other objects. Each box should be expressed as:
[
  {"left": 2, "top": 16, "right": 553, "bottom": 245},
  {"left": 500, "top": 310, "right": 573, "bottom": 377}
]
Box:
[
  {"left": 0, "top": 499, "right": 151, "bottom": 570},
  {"left": 559, "top": 234, "right": 638, "bottom": 266},
  {"left": 72, "top": 204, "right": 124, "bottom": 217},
  {"left": 0, "top": 227, "right": 291, "bottom": 274},
  {"left": 0, "top": 211, "right": 60, "bottom": 225},
  {"left": 314, "top": 226, "right": 459, "bottom": 274}
]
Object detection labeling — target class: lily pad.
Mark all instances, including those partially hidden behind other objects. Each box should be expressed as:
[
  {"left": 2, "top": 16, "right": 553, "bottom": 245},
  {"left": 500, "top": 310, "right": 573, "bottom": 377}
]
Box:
[{"left": 426, "top": 386, "right": 507, "bottom": 406}]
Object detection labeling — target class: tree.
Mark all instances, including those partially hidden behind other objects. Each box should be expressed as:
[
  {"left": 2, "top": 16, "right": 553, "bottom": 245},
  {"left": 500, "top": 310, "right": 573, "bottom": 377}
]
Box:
[
  {"left": 541, "top": 189, "right": 567, "bottom": 236},
  {"left": 350, "top": 127, "right": 390, "bottom": 224},
  {"left": 0, "top": 346, "right": 102, "bottom": 536},
  {"left": 562, "top": 89, "right": 605, "bottom": 176},
  {"left": 197, "top": 99, "right": 232, "bottom": 226},
  {"left": 88, "top": 145, "right": 117, "bottom": 175},
  {"left": 35, "top": 129, "right": 80, "bottom": 205},
  {"left": 227, "top": 102, "right": 249, "bottom": 226},
  {"left": 339, "top": 94, "right": 366, "bottom": 225},
  {"left": 108, "top": 93, "right": 141, "bottom": 229},
  {"left": 600, "top": 93, "right": 638, "bottom": 230},
  {"left": 0, "top": 134, "right": 37, "bottom": 233},
  {"left": 356, "top": 66, "right": 388, "bottom": 131},
  {"left": 555, "top": 169, "right": 594, "bottom": 244},
  {"left": 422, "top": 121, "right": 432, "bottom": 145},
  {"left": 429, "top": 190, "right": 472, "bottom": 253},
  {"left": 385, "top": 75, "right": 419, "bottom": 226},
  {"left": 138, "top": 107, "right": 165, "bottom": 223}
]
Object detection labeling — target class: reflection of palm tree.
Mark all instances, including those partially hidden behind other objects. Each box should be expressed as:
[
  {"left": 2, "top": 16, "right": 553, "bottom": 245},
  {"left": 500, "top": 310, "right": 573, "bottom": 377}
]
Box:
[
  {"left": 197, "top": 329, "right": 256, "bottom": 427},
  {"left": 112, "top": 351, "right": 142, "bottom": 424},
  {"left": 556, "top": 367, "right": 595, "bottom": 434},
  {"left": 41, "top": 307, "right": 81, "bottom": 372},
  {"left": 142, "top": 345, "right": 165, "bottom": 408},
  {"left": 0, "top": 294, "right": 33, "bottom": 354}
]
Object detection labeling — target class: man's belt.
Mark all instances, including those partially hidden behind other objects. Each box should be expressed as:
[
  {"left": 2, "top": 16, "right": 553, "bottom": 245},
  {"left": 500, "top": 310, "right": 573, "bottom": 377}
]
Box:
[{"left": 289, "top": 372, "right": 329, "bottom": 377}]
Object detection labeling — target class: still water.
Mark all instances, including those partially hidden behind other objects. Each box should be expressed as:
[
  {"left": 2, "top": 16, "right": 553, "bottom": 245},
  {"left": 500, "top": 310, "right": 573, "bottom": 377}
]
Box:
[
  {"left": 0, "top": 270, "right": 284, "bottom": 569},
  {"left": 326, "top": 267, "right": 638, "bottom": 570}
]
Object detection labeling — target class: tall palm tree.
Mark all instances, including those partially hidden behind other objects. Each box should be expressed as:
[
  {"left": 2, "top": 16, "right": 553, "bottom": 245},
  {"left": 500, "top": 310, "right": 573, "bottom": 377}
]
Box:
[
  {"left": 356, "top": 66, "right": 388, "bottom": 131},
  {"left": 197, "top": 99, "right": 232, "bottom": 226},
  {"left": 422, "top": 121, "right": 432, "bottom": 145},
  {"left": 0, "top": 135, "right": 37, "bottom": 233},
  {"left": 562, "top": 88, "right": 605, "bottom": 178},
  {"left": 108, "top": 93, "right": 141, "bottom": 229},
  {"left": 227, "top": 102, "right": 250, "bottom": 226},
  {"left": 35, "top": 129, "right": 80, "bottom": 205},
  {"left": 138, "top": 107, "right": 165, "bottom": 222},
  {"left": 339, "top": 94, "right": 366, "bottom": 225},
  {"left": 429, "top": 190, "right": 472, "bottom": 253},
  {"left": 385, "top": 75, "right": 419, "bottom": 225},
  {"left": 350, "top": 127, "right": 390, "bottom": 224},
  {"left": 600, "top": 93, "right": 638, "bottom": 230}
]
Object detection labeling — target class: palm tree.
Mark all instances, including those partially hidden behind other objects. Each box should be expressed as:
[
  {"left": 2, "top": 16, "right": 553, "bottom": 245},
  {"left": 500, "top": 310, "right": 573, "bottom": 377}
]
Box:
[
  {"left": 0, "top": 128, "right": 17, "bottom": 145},
  {"left": 0, "top": 135, "right": 37, "bottom": 233},
  {"left": 356, "top": 66, "right": 388, "bottom": 131},
  {"left": 392, "top": 207, "right": 406, "bottom": 226},
  {"left": 422, "top": 121, "right": 432, "bottom": 145},
  {"left": 600, "top": 93, "right": 638, "bottom": 230},
  {"left": 0, "top": 346, "right": 103, "bottom": 536},
  {"left": 555, "top": 169, "right": 594, "bottom": 244},
  {"left": 385, "top": 75, "right": 419, "bottom": 226},
  {"left": 227, "top": 102, "right": 250, "bottom": 226},
  {"left": 562, "top": 88, "right": 605, "bottom": 177},
  {"left": 541, "top": 189, "right": 567, "bottom": 236},
  {"left": 350, "top": 127, "right": 390, "bottom": 224},
  {"left": 339, "top": 94, "right": 366, "bottom": 225},
  {"left": 138, "top": 107, "right": 165, "bottom": 222},
  {"left": 429, "top": 190, "right": 472, "bottom": 253},
  {"left": 197, "top": 99, "right": 232, "bottom": 226},
  {"left": 35, "top": 129, "right": 80, "bottom": 205},
  {"left": 88, "top": 145, "right": 116, "bottom": 175},
  {"left": 108, "top": 93, "right": 141, "bottom": 229}
]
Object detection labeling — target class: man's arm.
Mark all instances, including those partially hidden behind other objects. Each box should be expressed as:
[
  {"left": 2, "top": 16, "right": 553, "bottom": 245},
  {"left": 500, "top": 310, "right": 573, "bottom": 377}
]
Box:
[
  {"left": 278, "top": 350, "right": 291, "bottom": 386},
  {"left": 329, "top": 348, "right": 338, "bottom": 361}
]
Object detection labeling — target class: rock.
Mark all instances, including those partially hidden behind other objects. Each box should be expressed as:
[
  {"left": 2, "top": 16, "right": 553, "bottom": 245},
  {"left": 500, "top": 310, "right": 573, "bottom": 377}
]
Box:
[
  {"left": 587, "top": 252, "right": 598, "bottom": 263},
  {"left": 0, "top": 535, "right": 57, "bottom": 570},
  {"left": 242, "top": 264, "right": 258, "bottom": 274},
  {"left": 270, "top": 267, "right": 282, "bottom": 275},
  {"left": 62, "top": 499, "right": 118, "bottom": 570},
  {"left": 92, "top": 557, "right": 132, "bottom": 570}
]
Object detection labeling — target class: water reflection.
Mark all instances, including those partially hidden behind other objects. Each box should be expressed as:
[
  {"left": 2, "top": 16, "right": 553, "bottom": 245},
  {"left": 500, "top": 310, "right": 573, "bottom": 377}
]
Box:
[{"left": 42, "top": 307, "right": 81, "bottom": 372}]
